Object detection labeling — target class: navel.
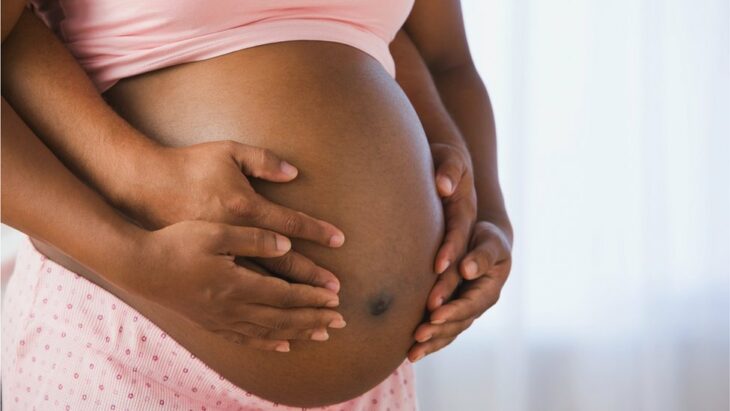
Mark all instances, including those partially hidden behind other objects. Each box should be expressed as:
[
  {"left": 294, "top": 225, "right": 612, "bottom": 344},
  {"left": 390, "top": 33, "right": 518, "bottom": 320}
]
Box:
[{"left": 368, "top": 291, "right": 394, "bottom": 316}]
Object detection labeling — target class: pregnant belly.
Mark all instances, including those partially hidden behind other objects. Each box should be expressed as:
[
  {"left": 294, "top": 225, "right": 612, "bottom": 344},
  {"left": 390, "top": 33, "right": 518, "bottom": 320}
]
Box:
[{"left": 57, "top": 41, "right": 443, "bottom": 407}]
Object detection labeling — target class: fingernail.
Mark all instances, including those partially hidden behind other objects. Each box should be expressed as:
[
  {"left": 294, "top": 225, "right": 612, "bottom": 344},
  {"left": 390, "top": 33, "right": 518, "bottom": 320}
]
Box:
[
  {"left": 280, "top": 161, "right": 298, "bottom": 177},
  {"left": 324, "top": 281, "right": 340, "bottom": 293},
  {"left": 434, "top": 297, "right": 444, "bottom": 308},
  {"left": 325, "top": 299, "right": 339, "bottom": 308},
  {"left": 438, "top": 177, "right": 454, "bottom": 195},
  {"left": 311, "top": 329, "right": 329, "bottom": 341},
  {"left": 275, "top": 342, "right": 290, "bottom": 352},
  {"left": 416, "top": 333, "right": 432, "bottom": 343},
  {"left": 412, "top": 352, "right": 425, "bottom": 363},
  {"left": 436, "top": 259, "right": 451, "bottom": 274},
  {"left": 431, "top": 318, "right": 446, "bottom": 325},
  {"left": 329, "top": 233, "right": 345, "bottom": 247},
  {"left": 276, "top": 235, "right": 291, "bottom": 251},
  {"left": 328, "top": 319, "right": 347, "bottom": 329},
  {"left": 464, "top": 260, "right": 478, "bottom": 278}
]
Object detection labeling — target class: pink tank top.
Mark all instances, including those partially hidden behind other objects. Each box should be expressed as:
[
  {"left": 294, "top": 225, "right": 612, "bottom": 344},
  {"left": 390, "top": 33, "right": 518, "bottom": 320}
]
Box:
[{"left": 28, "top": 0, "right": 415, "bottom": 93}]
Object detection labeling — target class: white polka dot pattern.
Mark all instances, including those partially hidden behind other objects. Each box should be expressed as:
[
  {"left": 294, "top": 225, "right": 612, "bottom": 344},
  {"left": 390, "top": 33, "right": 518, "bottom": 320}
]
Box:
[{"left": 2, "top": 236, "right": 418, "bottom": 411}]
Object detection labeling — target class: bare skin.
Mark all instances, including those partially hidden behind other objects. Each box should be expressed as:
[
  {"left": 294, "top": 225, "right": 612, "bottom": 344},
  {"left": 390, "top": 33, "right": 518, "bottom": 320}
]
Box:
[
  {"left": 4, "top": 20, "right": 444, "bottom": 404},
  {"left": 2, "top": 0, "right": 513, "bottom": 407},
  {"left": 95, "top": 42, "right": 445, "bottom": 406}
]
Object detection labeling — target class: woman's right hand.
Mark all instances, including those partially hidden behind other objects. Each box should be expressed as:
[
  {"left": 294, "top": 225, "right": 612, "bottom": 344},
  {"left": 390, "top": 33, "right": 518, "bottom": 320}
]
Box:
[
  {"left": 121, "top": 140, "right": 344, "bottom": 248},
  {"left": 114, "top": 140, "right": 346, "bottom": 291},
  {"left": 128, "top": 220, "right": 347, "bottom": 352}
]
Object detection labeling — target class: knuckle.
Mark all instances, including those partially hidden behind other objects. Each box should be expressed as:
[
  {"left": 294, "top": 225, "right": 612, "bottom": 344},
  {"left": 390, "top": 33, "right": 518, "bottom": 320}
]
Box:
[
  {"left": 246, "top": 324, "right": 272, "bottom": 339},
  {"left": 264, "top": 254, "right": 292, "bottom": 275},
  {"left": 272, "top": 314, "right": 292, "bottom": 330},
  {"left": 279, "top": 254, "right": 296, "bottom": 275},
  {"left": 445, "top": 157, "right": 462, "bottom": 173},
  {"left": 257, "top": 327, "right": 274, "bottom": 339},
  {"left": 303, "top": 269, "right": 321, "bottom": 286},
  {"left": 477, "top": 251, "right": 493, "bottom": 267},
  {"left": 250, "top": 229, "right": 269, "bottom": 250},
  {"left": 258, "top": 147, "right": 276, "bottom": 162},
  {"left": 269, "top": 254, "right": 296, "bottom": 277},
  {"left": 205, "top": 223, "right": 228, "bottom": 243},
  {"left": 227, "top": 196, "right": 255, "bottom": 219},
  {"left": 278, "top": 287, "right": 296, "bottom": 308},
  {"left": 282, "top": 214, "right": 302, "bottom": 235},
  {"left": 251, "top": 146, "right": 268, "bottom": 165}
]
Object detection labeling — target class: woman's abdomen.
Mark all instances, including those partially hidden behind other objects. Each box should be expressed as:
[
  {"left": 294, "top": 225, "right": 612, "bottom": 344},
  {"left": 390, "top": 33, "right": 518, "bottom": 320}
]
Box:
[{"left": 103, "top": 41, "right": 444, "bottom": 407}]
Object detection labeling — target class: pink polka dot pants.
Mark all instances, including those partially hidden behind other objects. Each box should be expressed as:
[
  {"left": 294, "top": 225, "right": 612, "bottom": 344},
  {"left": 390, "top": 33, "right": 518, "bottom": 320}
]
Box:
[{"left": 2, "top": 236, "right": 419, "bottom": 411}]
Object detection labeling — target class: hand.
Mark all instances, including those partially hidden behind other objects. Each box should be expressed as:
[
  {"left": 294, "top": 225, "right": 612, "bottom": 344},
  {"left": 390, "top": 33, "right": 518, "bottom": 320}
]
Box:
[
  {"left": 128, "top": 220, "right": 347, "bottom": 352},
  {"left": 409, "top": 221, "right": 512, "bottom": 362},
  {"left": 430, "top": 142, "right": 477, "bottom": 274},
  {"left": 121, "top": 140, "right": 345, "bottom": 248}
]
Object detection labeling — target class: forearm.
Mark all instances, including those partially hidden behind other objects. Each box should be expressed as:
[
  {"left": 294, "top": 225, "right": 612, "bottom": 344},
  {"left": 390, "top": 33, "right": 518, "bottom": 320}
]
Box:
[
  {"left": 1, "top": 9, "right": 158, "bottom": 210},
  {"left": 391, "top": 30, "right": 466, "bottom": 149},
  {"left": 1, "top": 97, "right": 145, "bottom": 289},
  {"left": 431, "top": 65, "right": 512, "bottom": 241},
  {"left": 391, "top": 30, "right": 512, "bottom": 242}
]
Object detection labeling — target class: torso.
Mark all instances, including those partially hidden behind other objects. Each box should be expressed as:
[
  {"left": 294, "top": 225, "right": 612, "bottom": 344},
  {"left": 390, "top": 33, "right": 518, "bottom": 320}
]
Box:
[{"left": 32, "top": 41, "right": 444, "bottom": 407}]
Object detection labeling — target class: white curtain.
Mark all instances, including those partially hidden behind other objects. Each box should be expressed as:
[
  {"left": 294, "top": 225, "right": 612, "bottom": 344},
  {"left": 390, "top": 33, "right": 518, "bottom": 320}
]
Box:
[
  {"left": 414, "top": 0, "right": 729, "bottom": 410},
  {"left": 2, "top": 1, "right": 728, "bottom": 410}
]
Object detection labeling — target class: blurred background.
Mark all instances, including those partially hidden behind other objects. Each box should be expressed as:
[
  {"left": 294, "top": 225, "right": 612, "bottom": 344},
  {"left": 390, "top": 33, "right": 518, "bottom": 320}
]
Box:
[
  {"left": 2, "top": 0, "right": 728, "bottom": 410},
  {"left": 413, "top": 0, "right": 729, "bottom": 410}
]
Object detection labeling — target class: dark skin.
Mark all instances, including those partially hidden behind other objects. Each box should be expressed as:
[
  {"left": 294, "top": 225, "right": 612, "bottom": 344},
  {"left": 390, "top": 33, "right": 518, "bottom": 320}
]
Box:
[
  {"left": 2, "top": 9, "right": 347, "bottom": 352},
  {"left": 2, "top": 0, "right": 512, "bottom": 364},
  {"left": 396, "top": 2, "right": 513, "bottom": 361}
]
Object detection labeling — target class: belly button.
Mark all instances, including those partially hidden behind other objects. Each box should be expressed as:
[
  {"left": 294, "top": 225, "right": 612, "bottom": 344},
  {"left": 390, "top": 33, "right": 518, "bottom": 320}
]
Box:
[{"left": 368, "top": 292, "right": 393, "bottom": 316}]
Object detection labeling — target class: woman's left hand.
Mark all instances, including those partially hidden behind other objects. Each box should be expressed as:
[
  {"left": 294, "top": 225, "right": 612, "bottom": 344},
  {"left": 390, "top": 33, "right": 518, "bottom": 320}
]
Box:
[
  {"left": 430, "top": 142, "right": 477, "bottom": 274},
  {"left": 408, "top": 139, "right": 512, "bottom": 362},
  {"left": 409, "top": 221, "right": 512, "bottom": 362}
]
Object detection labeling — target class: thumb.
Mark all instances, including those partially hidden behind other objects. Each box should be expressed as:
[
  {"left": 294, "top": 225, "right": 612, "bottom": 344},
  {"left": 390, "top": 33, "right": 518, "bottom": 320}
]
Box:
[
  {"left": 228, "top": 141, "right": 298, "bottom": 182},
  {"left": 434, "top": 155, "right": 465, "bottom": 197}
]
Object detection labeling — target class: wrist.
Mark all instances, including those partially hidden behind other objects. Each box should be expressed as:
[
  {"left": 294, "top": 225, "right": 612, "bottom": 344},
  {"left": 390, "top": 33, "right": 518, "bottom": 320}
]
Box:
[
  {"left": 59, "top": 212, "right": 151, "bottom": 294},
  {"left": 108, "top": 222, "right": 157, "bottom": 295},
  {"left": 104, "top": 136, "right": 168, "bottom": 226}
]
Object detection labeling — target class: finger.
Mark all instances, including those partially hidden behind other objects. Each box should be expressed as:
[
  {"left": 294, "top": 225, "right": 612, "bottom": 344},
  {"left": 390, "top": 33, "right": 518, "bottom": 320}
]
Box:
[
  {"left": 254, "top": 251, "right": 340, "bottom": 293},
  {"left": 433, "top": 199, "right": 474, "bottom": 273},
  {"left": 211, "top": 224, "right": 291, "bottom": 257},
  {"left": 459, "top": 242, "right": 497, "bottom": 281},
  {"left": 234, "top": 267, "right": 341, "bottom": 308},
  {"left": 408, "top": 336, "right": 457, "bottom": 363},
  {"left": 236, "top": 304, "right": 346, "bottom": 331},
  {"left": 211, "top": 329, "right": 290, "bottom": 352},
  {"left": 413, "top": 318, "right": 474, "bottom": 343},
  {"left": 228, "top": 322, "right": 332, "bottom": 342},
  {"left": 434, "top": 155, "right": 465, "bottom": 197},
  {"left": 237, "top": 196, "right": 345, "bottom": 248},
  {"left": 424, "top": 265, "right": 462, "bottom": 311},
  {"left": 228, "top": 142, "right": 299, "bottom": 182},
  {"left": 430, "top": 276, "right": 501, "bottom": 324},
  {"left": 460, "top": 223, "right": 511, "bottom": 280}
]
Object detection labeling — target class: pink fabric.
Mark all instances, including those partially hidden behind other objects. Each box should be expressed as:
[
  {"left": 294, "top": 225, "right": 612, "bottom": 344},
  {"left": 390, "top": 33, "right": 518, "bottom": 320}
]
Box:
[
  {"left": 2, "top": 236, "right": 419, "bottom": 411},
  {"left": 27, "top": 0, "right": 415, "bottom": 93}
]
